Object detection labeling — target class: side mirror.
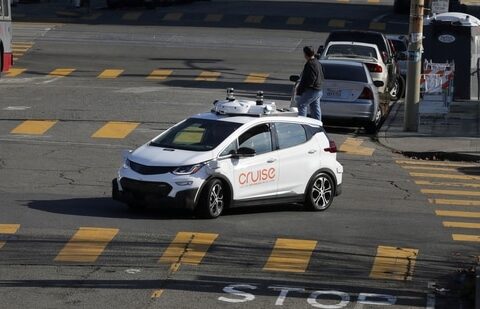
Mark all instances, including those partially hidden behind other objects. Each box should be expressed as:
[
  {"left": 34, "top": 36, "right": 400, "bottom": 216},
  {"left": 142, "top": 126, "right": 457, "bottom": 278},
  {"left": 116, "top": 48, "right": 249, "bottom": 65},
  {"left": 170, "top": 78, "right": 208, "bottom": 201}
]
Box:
[
  {"left": 235, "top": 147, "right": 256, "bottom": 158},
  {"left": 373, "top": 80, "right": 384, "bottom": 88},
  {"left": 289, "top": 75, "right": 300, "bottom": 83},
  {"left": 317, "top": 45, "right": 324, "bottom": 54}
]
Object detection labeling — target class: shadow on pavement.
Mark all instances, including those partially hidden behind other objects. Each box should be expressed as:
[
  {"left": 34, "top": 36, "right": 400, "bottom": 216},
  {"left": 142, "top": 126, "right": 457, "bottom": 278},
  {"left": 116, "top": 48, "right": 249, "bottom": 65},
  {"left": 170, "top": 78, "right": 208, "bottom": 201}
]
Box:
[
  {"left": 13, "top": 0, "right": 406, "bottom": 33},
  {"left": 26, "top": 197, "right": 314, "bottom": 219}
]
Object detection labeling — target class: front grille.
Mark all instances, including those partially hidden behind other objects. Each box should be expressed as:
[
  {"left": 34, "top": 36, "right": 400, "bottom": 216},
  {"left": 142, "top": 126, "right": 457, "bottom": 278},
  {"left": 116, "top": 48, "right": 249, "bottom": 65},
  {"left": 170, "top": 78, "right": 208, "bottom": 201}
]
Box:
[
  {"left": 129, "top": 160, "right": 176, "bottom": 175},
  {"left": 120, "top": 178, "right": 172, "bottom": 197}
]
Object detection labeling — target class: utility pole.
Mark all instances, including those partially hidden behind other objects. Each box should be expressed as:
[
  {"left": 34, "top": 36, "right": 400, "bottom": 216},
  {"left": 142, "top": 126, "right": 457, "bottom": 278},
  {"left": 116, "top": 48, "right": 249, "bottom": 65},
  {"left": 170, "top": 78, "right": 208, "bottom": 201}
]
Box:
[{"left": 404, "top": 0, "right": 425, "bottom": 132}]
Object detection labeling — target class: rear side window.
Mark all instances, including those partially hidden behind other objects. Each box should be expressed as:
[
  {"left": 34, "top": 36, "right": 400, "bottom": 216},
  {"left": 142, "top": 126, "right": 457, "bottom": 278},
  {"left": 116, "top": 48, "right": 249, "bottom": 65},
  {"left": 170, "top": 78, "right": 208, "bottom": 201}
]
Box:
[
  {"left": 321, "top": 63, "right": 368, "bottom": 83},
  {"left": 275, "top": 123, "right": 307, "bottom": 149}
]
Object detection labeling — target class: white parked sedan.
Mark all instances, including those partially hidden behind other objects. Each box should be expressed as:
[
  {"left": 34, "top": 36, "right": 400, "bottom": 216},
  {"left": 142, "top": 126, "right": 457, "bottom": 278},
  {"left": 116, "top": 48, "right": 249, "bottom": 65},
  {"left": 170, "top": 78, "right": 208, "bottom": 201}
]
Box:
[
  {"left": 113, "top": 90, "right": 343, "bottom": 218},
  {"left": 290, "top": 60, "right": 384, "bottom": 133},
  {"left": 320, "top": 41, "right": 388, "bottom": 94}
]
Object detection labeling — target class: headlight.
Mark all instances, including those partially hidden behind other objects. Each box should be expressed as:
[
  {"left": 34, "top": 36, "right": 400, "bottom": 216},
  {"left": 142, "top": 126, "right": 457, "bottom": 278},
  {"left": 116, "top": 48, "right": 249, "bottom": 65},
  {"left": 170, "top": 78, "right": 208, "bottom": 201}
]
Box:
[
  {"left": 123, "top": 159, "right": 131, "bottom": 169},
  {"left": 172, "top": 163, "right": 204, "bottom": 175}
]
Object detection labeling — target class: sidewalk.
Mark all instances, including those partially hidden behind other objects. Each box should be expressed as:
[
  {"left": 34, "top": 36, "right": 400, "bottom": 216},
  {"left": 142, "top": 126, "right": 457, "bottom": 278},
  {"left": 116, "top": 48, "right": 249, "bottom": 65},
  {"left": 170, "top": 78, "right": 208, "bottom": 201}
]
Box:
[{"left": 378, "top": 100, "right": 480, "bottom": 162}]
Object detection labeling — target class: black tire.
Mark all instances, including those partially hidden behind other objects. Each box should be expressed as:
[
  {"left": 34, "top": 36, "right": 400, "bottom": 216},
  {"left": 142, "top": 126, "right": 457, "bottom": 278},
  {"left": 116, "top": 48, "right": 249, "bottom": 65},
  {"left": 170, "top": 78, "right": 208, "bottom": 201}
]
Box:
[
  {"left": 305, "top": 172, "right": 335, "bottom": 211},
  {"left": 388, "top": 74, "right": 405, "bottom": 101},
  {"left": 364, "top": 106, "right": 383, "bottom": 134},
  {"left": 196, "top": 179, "right": 226, "bottom": 219}
]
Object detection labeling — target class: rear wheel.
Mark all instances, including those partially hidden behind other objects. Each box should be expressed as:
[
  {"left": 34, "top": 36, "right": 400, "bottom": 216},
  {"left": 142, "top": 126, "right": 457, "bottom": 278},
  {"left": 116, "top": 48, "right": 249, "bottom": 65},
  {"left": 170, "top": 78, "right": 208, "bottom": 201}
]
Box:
[
  {"left": 364, "top": 107, "right": 383, "bottom": 134},
  {"left": 305, "top": 173, "right": 335, "bottom": 211},
  {"left": 196, "top": 179, "right": 225, "bottom": 219}
]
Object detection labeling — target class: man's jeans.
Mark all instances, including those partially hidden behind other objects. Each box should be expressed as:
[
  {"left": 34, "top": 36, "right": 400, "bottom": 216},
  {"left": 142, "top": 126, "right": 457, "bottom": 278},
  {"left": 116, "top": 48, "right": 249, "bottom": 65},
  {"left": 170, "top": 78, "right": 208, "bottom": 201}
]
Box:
[{"left": 296, "top": 88, "right": 322, "bottom": 120}]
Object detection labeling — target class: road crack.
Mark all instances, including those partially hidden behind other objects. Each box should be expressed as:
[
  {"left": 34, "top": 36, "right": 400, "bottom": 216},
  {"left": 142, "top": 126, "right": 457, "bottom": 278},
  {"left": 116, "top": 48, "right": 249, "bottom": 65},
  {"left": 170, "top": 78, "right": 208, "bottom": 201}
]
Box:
[{"left": 388, "top": 181, "right": 412, "bottom": 200}]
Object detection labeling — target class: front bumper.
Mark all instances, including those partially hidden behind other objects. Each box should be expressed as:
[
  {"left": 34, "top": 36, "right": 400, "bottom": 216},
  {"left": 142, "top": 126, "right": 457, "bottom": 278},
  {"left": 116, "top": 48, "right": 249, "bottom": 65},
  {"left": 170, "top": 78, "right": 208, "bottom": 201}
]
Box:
[{"left": 112, "top": 178, "right": 199, "bottom": 210}]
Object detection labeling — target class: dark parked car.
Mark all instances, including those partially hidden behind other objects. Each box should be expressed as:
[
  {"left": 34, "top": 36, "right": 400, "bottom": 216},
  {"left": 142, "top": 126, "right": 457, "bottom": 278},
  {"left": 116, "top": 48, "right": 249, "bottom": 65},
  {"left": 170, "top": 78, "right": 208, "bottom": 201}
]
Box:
[{"left": 318, "top": 30, "right": 403, "bottom": 101}]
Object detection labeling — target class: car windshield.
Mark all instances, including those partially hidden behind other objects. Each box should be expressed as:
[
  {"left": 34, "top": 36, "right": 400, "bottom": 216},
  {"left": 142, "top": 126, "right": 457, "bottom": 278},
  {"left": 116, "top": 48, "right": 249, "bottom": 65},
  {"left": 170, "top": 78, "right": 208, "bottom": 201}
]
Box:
[
  {"left": 322, "top": 63, "right": 368, "bottom": 83},
  {"left": 150, "top": 118, "right": 241, "bottom": 151},
  {"left": 326, "top": 45, "right": 377, "bottom": 60}
]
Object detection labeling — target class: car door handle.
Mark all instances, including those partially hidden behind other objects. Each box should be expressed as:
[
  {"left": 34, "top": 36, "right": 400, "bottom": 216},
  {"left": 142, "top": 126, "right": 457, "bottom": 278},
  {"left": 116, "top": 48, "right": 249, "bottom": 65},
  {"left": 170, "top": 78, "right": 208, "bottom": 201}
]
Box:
[
  {"left": 308, "top": 150, "right": 317, "bottom": 154},
  {"left": 267, "top": 158, "right": 277, "bottom": 163}
]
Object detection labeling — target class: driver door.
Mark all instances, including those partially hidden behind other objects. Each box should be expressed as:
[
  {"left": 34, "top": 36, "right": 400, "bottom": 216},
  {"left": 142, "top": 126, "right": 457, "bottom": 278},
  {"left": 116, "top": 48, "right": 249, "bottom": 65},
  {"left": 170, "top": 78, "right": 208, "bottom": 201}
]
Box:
[{"left": 232, "top": 123, "right": 279, "bottom": 201}]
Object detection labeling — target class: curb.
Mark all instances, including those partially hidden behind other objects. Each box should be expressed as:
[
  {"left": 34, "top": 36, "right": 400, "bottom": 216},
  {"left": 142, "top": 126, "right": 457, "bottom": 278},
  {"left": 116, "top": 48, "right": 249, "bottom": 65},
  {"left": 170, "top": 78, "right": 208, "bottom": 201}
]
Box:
[{"left": 377, "top": 101, "right": 480, "bottom": 163}]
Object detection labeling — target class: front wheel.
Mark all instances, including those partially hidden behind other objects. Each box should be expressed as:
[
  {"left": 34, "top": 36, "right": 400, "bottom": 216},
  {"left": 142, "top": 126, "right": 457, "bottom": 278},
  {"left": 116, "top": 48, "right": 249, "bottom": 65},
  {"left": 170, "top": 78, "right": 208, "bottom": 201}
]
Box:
[
  {"left": 196, "top": 179, "right": 226, "bottom": 219},
  {"left": 305, "top": 172, "right": 335, "bottom": 211}
]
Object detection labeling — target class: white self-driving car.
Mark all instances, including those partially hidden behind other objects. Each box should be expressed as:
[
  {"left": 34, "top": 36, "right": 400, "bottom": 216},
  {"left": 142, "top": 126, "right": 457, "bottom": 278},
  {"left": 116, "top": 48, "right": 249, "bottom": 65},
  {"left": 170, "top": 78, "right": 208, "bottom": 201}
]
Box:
[{"left": 113, "top": 89, "right": 343, "bottom": 218}]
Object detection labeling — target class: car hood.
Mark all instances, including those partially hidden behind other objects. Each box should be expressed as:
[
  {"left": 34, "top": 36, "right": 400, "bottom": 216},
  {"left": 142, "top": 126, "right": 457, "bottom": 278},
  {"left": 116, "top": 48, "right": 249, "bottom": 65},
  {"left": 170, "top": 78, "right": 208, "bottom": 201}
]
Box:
[{"left": 129, "top": 144, "right": 213, "bottom": 166}]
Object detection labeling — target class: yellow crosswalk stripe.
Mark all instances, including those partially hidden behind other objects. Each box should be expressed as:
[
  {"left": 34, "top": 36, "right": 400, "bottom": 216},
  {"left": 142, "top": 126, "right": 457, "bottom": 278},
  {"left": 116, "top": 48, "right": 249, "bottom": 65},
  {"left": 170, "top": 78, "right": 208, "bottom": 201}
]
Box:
[
  {"left": 369, "top": 246, "right": 418, "bottom": 281},
  {"left": 443, "top": 221, "right": 480, "bottom": 229},
  {"left": 195, "top": 71, "right": 221, "bottom": 81},
  {"left": 0, "top": 224, "right": 20, "bottom": 250},
  {"left": 328, "top": 19, "right": 346, "bottom": 28},
  {"left": 396, "top": 160, "right": 478, "bottom": 167},
  {"left": 92, "top": 121, "right": 140, "bottom": 139},
  {"left": 286, "top": 17, "right": 305, "bottom": 25},
  {"left": 415, "top": 180, "right": 480, "bottom": 189},
  {"left": 452, "top": 234, "right": 480, "bottom": 242},
  {"left": 55, "top": 227, "right": 118, "bottom": 262},
  {"left": 436, "top": 210, "right": 480, "bottom": 218},
  {"left": 402, "top": 166, "right": 459, "bottom": 172},
  {"left": 263, "top": 238, "right": 317, "bottom": 273},
  {"left": 12, "top": 47, "right": 30, "bottom": 52},
  {"left": 369, "top": 22, "right": 386, "bottom": 30},
  {"left": 410, "top": 172, "right": 480, "bottom": 181},
  {"left": 422, "top": 189, "right": 480, "bottom": 197},
  {"left": 48, "top": 68, "right": 75, "bottom": 77},
  {"left": 245, "top": 15, "right": 264, "bottom": 24},
  {"left": 151, "top": 289, "right": 164, "bottom": 298},
  {"left": 11, "top": 120, "right": 57, "bottom": 135},
  {"left": 6, "top": 68, "right": 26, "bottom": 77},
  {"left": 244, "top": 73, "right": 269, "bottom": 83},
  {"left": 204, "top": 14, "right": 223, "bottom": 22},
  {"left": 122, "top": 11, "right": 142, "bottom": 21},
  {"left": 429, "top": 198, "right": 480, "bottom": 206},
  {"left": 98, "top": 69, "right": 124, "bottom": 79},
  {"left": 339, "top": 137, "right": 374, "bottom": 156},
  {"left": 368, "top": 0, "right": 381, "bottom": 3},
  {"left": 147, "top": 69, "right": 173, "bottom": 80},
  {"left": 163, "top": 13, "right": 183, "bottom": 21},
  {"left": 159, "top": 232, "right": 218, "bottom": 266}
]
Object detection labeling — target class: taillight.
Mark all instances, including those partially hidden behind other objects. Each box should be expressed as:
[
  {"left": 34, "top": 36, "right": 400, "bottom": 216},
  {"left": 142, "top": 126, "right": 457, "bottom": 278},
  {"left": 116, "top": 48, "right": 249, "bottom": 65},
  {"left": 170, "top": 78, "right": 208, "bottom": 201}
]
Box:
[
  {"left": 366, "top": 63, "right": 383, "bottom": 73},
  {"left": 359, "top": 87, "right": 374, "bottom": 100},
  {"left": 324, "top": 140, "right": 337, "bottom": 153}
]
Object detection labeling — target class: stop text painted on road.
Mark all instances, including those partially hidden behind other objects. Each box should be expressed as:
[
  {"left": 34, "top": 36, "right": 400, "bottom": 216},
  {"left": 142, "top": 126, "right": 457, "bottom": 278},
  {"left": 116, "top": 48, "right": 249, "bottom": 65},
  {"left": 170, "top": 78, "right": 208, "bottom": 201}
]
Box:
[{"left": 217, "top": 284, "right": 413, "bottom": 308}]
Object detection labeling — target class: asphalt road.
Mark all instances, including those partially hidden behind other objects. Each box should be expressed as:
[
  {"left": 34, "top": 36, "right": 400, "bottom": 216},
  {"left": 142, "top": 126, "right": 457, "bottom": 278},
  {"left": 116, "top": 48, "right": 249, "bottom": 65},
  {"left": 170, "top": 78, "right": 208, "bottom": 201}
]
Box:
[{"left": 0, "top": 1, "right": 478, "bottom": 308}]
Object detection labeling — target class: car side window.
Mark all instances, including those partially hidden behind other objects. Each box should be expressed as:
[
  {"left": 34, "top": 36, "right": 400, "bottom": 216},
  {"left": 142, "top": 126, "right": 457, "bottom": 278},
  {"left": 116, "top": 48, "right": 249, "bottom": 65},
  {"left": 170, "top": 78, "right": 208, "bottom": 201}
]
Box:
[
  {"left": 275, "top": 123, "right": 307, "bottom": 149},
  {"left": 238, "top": 124, "right": 272, "bottom": 155},
  {"left": 220, "top": 141, "right": 237, "bottom": 157}
]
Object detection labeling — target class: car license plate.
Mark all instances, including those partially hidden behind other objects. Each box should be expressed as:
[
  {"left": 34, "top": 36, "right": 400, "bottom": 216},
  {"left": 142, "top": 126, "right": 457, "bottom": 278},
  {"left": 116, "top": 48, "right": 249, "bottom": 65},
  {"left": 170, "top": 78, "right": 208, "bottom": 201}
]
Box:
[{"left": 326, "top": 88, "right": 342, "bottom": 97}]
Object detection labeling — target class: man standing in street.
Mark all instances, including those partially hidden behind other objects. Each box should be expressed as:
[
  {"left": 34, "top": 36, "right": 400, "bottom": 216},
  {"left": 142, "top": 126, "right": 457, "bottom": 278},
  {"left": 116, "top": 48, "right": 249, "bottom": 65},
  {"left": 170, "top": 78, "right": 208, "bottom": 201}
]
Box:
[{"left": 296, "top": 46, "right": 324, "bottom": 120}]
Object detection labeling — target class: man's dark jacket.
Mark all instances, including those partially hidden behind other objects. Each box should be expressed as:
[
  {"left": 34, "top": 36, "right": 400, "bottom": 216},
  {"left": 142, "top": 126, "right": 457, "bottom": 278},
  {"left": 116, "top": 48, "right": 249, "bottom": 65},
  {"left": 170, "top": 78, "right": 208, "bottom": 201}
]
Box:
[{"left": 297, "top": 58, "right": 324, "bottom": 96}]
